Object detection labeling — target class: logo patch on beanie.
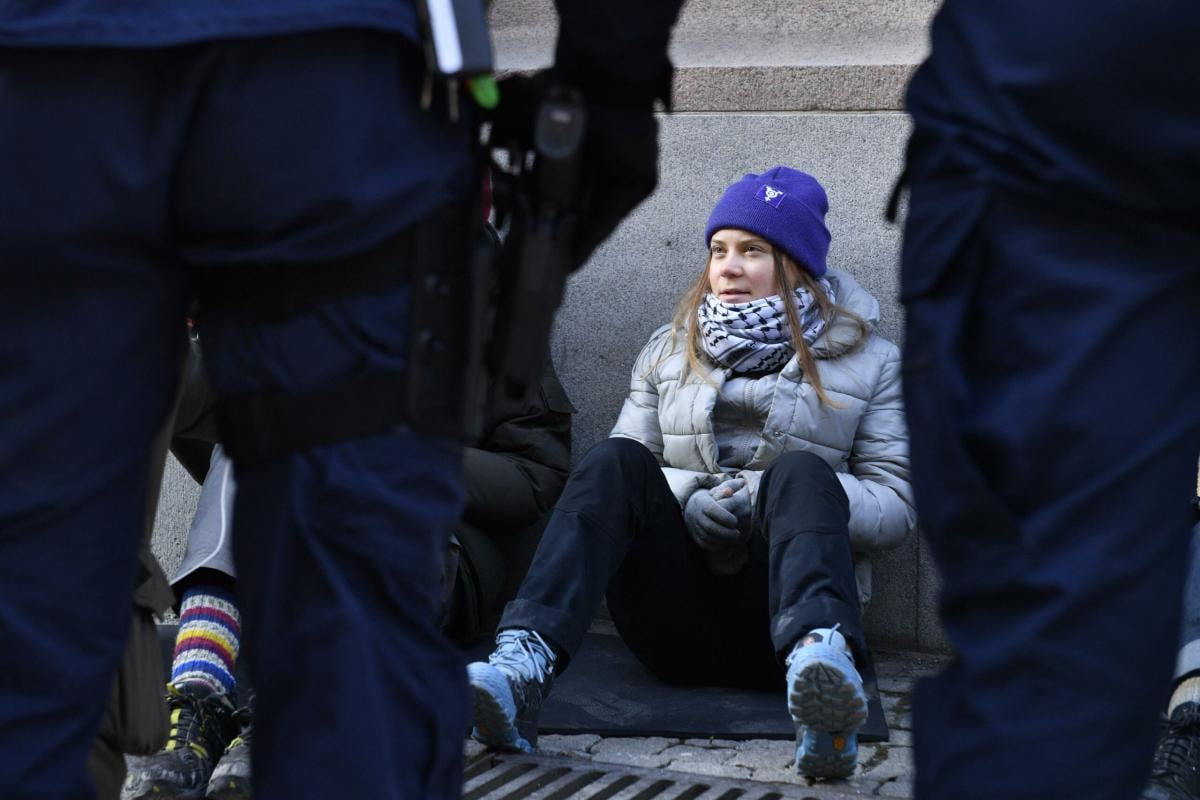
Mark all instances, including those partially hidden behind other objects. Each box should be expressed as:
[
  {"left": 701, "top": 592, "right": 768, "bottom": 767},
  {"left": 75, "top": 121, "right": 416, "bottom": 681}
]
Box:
[{"left": 756, "top": 184, "right": 786, "bottom": 208}]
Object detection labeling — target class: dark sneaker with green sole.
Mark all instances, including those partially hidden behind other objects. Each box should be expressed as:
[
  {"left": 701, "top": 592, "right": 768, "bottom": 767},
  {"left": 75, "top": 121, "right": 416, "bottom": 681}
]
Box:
[
  {"left": 121, "top": 682, "right": 237, "bottom": 800},
  {"left": 1143, "top": 702, "right": 1200, "bottom": 800}
]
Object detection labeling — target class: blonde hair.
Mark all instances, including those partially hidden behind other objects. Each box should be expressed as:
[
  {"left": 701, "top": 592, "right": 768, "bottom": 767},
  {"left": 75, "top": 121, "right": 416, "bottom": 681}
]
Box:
[{"left": 666, "top": 247, "right": 867, "bottom": 406}]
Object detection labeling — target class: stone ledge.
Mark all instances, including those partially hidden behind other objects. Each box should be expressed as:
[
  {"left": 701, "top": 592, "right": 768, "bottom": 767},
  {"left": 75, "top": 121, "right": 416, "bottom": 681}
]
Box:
[
  {"left": 492, "top": 0, "right": 937, "bottom": 38},
  {"left": 493, "top": 29, "right": 924, "bottom": 111},
  {"left": 672, "top": 63, "right": 916, "bottom": 112},
  {"left": 489, "top": 0, "right": 934, "bottom": 112}
]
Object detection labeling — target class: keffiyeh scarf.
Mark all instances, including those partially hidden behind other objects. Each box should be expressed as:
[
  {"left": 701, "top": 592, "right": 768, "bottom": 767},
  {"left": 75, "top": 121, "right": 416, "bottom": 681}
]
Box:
[{"left": 697, "top": 280, "right": 834, "bottom": 374}]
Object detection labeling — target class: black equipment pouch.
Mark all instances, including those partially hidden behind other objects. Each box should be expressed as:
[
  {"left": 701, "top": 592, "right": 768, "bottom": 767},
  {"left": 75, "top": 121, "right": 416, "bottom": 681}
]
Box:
[
  {"left": 407, "top": 196, "right": 493, "bottom": 442},
  {"left": 199, "top": 193, "right": 493, "bottom": 466}
]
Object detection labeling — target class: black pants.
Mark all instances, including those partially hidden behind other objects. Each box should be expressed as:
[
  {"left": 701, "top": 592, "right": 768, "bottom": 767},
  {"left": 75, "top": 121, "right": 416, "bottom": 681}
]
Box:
[{"left": 499, "top": 438, "right": 862, "bottom": 689}]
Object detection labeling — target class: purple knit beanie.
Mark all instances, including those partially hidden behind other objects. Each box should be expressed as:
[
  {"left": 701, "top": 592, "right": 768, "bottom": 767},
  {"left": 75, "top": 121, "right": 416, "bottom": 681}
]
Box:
[{"left": 703, "top": 166, "right": 831, "bottom": 278}]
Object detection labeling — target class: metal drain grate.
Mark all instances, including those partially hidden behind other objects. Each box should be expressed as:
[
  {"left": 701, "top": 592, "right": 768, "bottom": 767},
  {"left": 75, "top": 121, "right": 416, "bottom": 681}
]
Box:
[{"left": 463, "top": 751, "right": 863, "bottom": 800}]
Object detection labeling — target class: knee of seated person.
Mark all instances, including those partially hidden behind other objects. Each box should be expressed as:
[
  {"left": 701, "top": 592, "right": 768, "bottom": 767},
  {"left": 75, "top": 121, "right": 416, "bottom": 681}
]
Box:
[
  {"left": 758, "top": 450, "right": 844, "bottom": 506},
  {"left": 581, "top": 437, "right": 657, "bottom": 471},
  {"left": 763, "top": 450, "right": 836, "bottom": 488}
]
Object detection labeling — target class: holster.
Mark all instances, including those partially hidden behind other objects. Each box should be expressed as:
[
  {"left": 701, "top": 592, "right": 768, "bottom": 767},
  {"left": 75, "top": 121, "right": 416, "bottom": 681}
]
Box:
[{"left": 406, "top": 197, "right": 494, "bottom": 442}]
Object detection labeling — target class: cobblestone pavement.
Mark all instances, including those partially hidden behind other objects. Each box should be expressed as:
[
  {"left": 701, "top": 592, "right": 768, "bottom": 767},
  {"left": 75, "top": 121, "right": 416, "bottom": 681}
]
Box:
[{"left": 464, "top": 649, "right": 948, "bottom": 799}]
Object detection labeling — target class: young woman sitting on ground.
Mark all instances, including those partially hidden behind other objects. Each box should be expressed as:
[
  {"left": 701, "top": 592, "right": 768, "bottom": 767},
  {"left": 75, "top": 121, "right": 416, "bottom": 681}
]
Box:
[{"left": 466, "top": 165, "right": 916, "bottom": 779}]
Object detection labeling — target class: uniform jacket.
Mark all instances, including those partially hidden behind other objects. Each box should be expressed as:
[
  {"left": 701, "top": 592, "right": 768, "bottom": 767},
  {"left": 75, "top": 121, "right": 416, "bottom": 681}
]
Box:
[{"left": 610, "top": 268, "right": 915, "bottom": 600}]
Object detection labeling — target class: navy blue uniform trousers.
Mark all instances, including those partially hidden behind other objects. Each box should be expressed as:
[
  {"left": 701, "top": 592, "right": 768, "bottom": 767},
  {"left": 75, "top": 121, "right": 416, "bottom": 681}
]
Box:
[
  {"left": 0, "top": 32, "right": 472, "bottom": 799},
  {"left": 901, "top": 178, "right": 1200, "bottom": 798}
]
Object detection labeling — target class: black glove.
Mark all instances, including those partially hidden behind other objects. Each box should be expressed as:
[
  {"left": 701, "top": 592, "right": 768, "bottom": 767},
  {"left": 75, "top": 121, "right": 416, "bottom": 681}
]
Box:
[{"left": 484, "top": 73, "right": 659, "bottom": 268}]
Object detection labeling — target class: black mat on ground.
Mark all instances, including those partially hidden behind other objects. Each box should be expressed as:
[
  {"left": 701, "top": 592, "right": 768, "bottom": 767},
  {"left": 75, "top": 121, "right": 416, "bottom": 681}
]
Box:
[{"left": 468, "top": 632, "right": 889, "bottom": 742}]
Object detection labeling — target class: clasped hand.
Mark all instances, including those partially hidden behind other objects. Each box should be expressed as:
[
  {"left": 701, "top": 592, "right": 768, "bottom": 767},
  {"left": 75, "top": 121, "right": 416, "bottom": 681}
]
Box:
[{"left": 684, "top": 478, "right": 752, "bottom": 551}]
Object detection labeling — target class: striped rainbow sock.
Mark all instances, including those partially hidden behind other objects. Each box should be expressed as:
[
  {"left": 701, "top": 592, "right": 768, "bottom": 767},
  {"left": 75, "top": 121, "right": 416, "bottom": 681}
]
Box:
[{"left": 171, "top": 585, "right": 241, "bottom": 696}]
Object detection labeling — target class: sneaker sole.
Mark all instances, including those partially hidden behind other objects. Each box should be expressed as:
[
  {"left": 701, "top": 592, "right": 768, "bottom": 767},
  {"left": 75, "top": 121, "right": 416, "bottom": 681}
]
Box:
[
  {"left": 468, "top": 664, "right": 533, "bottom": 753},
  {"left": 788, "top": 661, "right": 868, "bottom": 733}
]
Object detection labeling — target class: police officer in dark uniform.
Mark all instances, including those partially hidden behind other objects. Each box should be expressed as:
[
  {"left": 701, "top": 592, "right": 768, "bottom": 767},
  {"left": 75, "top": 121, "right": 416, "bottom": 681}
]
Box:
[
  {"left": 0, "top": 2, "right": 682, "bottom": 798},
  {"left": 898, "top": 2, "right": 1200, "bottom": 799}
]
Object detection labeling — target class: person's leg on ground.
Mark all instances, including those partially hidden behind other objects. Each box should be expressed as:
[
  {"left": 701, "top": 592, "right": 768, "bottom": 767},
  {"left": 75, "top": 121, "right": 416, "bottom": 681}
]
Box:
[
  {"left": 470, "top": 437, "right": 692, "bottom": 751},
  {"left": 753, "top": 451, "right": 867, "bottom": 779},
  {"left": 901, "top": 178, "right": 1200, "bottom": 800},
  {"left": 171, "top": 577, "right": 241, "bottom": 698},
  {"left": 123, "top": 569, "right": 240, "bottom": 800},
  {"left": 126, "top": 440, "right": 243, "bottom": 800}
]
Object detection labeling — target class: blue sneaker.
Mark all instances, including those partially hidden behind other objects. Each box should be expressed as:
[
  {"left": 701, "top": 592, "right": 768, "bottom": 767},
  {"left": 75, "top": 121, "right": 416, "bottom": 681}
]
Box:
[
  {"left": 467, "top": 628, "right": 557, "bottom": 753},
  {"left": 785, "top": 627, "right": 868, "bottom": 779}
]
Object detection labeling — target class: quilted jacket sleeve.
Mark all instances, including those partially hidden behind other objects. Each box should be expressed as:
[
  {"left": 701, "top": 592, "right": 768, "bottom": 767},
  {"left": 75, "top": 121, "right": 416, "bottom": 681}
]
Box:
[
  {"left": 610, "top": 327, "right": 716, "bottom": 506},
  {"left": 610, "top": 328, "right": 667, "bottom": 457},
  {"left": 834, "top": 344, "right": 917, "bottom": 551}
]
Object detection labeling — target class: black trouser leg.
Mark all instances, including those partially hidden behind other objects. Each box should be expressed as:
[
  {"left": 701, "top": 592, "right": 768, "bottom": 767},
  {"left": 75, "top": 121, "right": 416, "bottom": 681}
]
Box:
[
  {"left": 606, "top": 484, "right": 782, "bottom": 690},
  {"left": 501, "top": 440, "right": 861, "bottom": 682},
  {"left": 499, "top": 438, "right": 683, "bottom": 661},
  {"left": 610, "top": 451, "right": 859, "bottom": 688},
  {"left": 753, "top": 451, "right": 863, "bottom": 664}
]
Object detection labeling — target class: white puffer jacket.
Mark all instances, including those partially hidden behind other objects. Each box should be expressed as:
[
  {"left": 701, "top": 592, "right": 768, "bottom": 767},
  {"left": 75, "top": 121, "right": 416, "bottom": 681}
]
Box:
[{"left": 609, "top": 269, "right": 915, "bottom": 600}]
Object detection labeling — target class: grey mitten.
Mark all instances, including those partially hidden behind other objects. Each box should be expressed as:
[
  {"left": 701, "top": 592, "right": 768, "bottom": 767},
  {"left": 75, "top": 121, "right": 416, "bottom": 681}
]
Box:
[
  {"left": 683, "top": 486, "right": 741, "bottom": 551},
  {"left": 713, "top": 478, "right": 752, "bottom": 539}
]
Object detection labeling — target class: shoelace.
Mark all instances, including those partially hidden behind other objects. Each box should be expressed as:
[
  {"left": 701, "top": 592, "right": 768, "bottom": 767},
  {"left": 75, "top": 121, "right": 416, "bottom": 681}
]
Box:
[
  {"left": 489, "top": 629, "right": 556, "bottom": 683},
  {"left": 164, "top": 690, "right": 211, "bottom": 759}
]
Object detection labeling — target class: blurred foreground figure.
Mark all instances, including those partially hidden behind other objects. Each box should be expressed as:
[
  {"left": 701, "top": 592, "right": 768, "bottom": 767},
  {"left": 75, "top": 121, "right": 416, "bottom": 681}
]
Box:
[
  {"left": 0, "top": 2, "right": 680, "bottom": 798},
  {"left": 899, "top": 3, "right": 1200, "bottom": 799}
]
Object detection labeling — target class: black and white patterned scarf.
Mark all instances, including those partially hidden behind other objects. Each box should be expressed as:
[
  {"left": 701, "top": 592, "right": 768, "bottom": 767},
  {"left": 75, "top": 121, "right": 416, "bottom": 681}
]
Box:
[{"left": 697, "top": 280, "right": 834, "bottom": 374}]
